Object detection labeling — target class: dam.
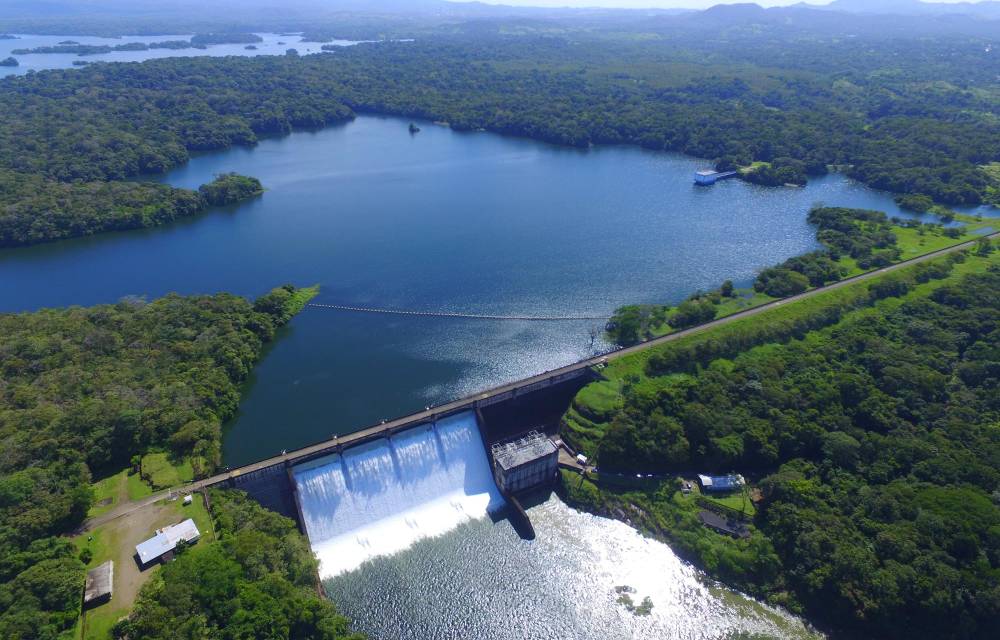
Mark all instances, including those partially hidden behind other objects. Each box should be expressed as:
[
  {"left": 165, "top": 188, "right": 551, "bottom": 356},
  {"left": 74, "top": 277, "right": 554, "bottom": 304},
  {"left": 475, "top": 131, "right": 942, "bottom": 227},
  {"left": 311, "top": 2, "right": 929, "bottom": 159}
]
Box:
[
  {"left": 291, "top": 411, "right": 505, "bottom": 578},
  {"left": 192, "top": 367, "right": 591, "bottom": 577}
]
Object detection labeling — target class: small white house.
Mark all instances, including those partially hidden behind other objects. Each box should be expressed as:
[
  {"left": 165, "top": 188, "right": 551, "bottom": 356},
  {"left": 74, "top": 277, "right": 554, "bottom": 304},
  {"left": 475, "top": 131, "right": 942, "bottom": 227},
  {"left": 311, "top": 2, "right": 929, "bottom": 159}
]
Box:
[{"left": 135, "top": 518, "right": 200, "bottom": 566}]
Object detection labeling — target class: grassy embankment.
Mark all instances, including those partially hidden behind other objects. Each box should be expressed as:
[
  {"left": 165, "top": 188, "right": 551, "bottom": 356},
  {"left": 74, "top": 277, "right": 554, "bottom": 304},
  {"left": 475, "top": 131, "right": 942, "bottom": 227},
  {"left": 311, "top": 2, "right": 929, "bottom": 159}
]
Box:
[
  {"left": 560, "top": 245, "right": 1000, "bottom": 605},
  {"left": 569, "top": 244, "right": 998, "bottom": 454},
  {"left": 621, "top": 210, "right": 993, "bottom": 342}
]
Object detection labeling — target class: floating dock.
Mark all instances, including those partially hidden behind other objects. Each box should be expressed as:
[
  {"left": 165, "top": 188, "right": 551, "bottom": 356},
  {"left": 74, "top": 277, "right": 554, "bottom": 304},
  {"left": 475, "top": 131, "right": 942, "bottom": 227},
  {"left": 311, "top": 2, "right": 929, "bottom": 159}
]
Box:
[{"left": 694, "top": 170, "right": 738, "bottom": 185}]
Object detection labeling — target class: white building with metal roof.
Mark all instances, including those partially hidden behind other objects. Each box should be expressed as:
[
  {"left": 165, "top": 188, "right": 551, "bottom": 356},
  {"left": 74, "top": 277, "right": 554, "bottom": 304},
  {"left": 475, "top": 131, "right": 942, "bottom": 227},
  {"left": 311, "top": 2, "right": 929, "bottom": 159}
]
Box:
[{"left": 135, "top": 518, "right": 200, "bottom": 566}]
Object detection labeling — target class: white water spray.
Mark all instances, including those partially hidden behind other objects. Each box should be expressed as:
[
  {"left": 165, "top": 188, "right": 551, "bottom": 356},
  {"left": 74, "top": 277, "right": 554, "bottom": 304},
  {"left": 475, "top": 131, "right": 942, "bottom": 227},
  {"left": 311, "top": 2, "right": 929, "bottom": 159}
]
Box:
[{"left": 292, "top": 411, "right": 505, "bottom": 578}]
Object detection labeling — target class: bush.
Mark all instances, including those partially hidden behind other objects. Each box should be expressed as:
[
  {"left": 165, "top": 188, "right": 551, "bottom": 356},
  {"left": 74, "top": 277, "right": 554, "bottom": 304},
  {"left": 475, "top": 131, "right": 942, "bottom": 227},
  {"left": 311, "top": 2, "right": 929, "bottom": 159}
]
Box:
[
  {"left": 868, "top": 275, "right": 912, "bottom": 300},
  {"left": 894, "top": 193, "right": 934, "bottom": 213},
  {"left": 755, "top": 268, "right": 810, "bottom": 297},
  {"left": 669, "top": 299, "right": 717, "bottom": 329}
]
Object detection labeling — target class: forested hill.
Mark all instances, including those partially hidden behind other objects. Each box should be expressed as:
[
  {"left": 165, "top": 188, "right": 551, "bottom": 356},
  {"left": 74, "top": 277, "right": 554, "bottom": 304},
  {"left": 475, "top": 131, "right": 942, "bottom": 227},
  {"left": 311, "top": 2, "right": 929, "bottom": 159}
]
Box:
[{"left": 0, "top": 285, "right": 327, "bottom": 637}]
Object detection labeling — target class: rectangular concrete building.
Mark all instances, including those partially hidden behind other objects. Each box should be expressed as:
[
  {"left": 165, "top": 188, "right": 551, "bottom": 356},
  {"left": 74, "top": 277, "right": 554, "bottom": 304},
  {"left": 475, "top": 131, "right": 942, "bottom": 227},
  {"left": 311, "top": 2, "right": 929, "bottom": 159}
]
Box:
[{"left": 491, "top": 431, "right": 558, "bottom": 494}]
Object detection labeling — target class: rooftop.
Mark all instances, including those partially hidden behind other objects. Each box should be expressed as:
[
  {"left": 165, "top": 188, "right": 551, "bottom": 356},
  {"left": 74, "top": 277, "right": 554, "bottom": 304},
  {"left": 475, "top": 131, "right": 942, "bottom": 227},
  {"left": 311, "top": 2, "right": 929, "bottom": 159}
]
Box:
[
  {"left": 135, "top": 518, "right": 200, "bottom": 565},
  {"left": 698, "top": 510, "right": 750, "bottom": 538},
  {"left": 83, "top": 560, "right": 113, "bottom": 604},
  {"left": 491, "top": 431, "right": 557, "bottom": 471},
  {"left": 698, "top": 474, "right": 745, "bottom": 491}
]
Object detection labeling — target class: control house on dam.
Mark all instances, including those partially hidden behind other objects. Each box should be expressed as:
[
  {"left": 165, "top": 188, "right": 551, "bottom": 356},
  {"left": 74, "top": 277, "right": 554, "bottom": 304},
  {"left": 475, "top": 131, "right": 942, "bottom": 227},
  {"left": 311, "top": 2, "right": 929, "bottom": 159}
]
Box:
[{"left": 491, "top": 431, "right": 559, "bottom": 494}]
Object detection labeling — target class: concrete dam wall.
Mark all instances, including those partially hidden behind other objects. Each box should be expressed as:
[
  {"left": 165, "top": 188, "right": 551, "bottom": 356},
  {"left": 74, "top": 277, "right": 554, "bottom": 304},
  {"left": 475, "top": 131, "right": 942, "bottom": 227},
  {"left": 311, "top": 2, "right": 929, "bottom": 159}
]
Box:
[{"left": 291, "top": 410, "right": 505, "bottom": 578}]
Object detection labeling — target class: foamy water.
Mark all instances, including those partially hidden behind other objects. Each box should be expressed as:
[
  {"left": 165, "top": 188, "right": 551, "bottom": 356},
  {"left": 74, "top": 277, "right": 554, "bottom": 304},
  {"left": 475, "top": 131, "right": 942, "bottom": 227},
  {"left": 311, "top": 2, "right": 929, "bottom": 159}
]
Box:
[
  {"left": 292, "top": 411, "right": 505, "bottom": 577},
  {"left": 327, "top": 497, "right": 824, "bottom": 640}
]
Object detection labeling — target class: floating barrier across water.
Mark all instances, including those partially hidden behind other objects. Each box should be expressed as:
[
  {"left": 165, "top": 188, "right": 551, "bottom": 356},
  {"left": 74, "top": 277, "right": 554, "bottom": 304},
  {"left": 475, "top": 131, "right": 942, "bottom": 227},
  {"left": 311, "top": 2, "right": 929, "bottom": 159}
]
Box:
[{"left": 307, "top": 303, "right": 606, "bottom": 321}]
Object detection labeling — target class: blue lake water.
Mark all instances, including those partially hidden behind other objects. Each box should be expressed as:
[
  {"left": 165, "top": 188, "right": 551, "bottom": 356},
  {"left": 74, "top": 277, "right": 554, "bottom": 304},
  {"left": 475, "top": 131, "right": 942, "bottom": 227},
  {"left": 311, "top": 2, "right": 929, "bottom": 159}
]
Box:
[
  {"left": 0, "top": 32, "right": 355, "bottom": 77},
  {"left": 0, "top": 115, "right": 981, "bottom": 466}
]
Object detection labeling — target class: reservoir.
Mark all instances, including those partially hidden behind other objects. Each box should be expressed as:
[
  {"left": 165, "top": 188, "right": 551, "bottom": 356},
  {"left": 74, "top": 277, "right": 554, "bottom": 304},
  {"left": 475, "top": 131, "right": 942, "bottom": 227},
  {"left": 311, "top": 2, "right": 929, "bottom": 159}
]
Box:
[
  {"left": 0, "top": 114, "right": 981, "bottom": 466},
  {"left": 0, "top": 33, "right": 356, "bottom": 77},
  {"left": 3, "top": 112, "right": 972, "bottom": 638}
]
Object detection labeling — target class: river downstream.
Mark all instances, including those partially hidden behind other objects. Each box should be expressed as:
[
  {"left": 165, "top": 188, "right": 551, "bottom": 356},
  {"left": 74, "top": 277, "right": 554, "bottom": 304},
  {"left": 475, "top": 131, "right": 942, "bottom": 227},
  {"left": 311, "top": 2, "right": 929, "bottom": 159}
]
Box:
[{"left": 326, "top": 495, "right": 822, "bottom": 640}]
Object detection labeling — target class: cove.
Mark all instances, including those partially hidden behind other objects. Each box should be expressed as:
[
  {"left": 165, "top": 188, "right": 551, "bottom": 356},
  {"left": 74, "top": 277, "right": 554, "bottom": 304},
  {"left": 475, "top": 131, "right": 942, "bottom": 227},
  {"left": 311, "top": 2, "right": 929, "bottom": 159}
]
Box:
[
  {"left": 0, "top": 115, "right": 969, "bottom": 466},
  {"left": 0, "top": 33, "right": 356, "bottom": 78}
]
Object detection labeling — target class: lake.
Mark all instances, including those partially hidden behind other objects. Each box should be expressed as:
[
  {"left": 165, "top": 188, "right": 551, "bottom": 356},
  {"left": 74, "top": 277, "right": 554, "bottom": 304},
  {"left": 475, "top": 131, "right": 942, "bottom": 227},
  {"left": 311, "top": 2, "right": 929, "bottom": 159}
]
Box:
[
  {"left": 0, "top": 115, "right": 976, "bottom": 466},
  {"left": 4, "top": 109, "right": 979, "bottom": 640},
  {"left": 0, "top": 32, "right": 355, "bottom": 77}
]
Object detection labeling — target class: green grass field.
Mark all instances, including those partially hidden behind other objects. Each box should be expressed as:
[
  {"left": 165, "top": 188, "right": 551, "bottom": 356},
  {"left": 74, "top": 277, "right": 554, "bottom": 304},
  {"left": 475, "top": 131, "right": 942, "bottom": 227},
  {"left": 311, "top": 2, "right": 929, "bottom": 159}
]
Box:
[
  {"left": 72, "top": 494, "right": 216, "bottom": 640},
  {"left": 140, "top": 452, "right": 194, "bottom": 491},
  {"left": 702, "top": 491, "right": 756, "bottom": 517}
]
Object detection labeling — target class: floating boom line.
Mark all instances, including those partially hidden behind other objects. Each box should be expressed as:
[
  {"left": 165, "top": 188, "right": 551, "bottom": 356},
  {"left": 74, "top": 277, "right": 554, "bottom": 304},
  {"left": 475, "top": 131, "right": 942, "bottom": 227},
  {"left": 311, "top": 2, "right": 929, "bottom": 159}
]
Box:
[{"left": 307, "top": 303, "right": 606, "bottom": 321}]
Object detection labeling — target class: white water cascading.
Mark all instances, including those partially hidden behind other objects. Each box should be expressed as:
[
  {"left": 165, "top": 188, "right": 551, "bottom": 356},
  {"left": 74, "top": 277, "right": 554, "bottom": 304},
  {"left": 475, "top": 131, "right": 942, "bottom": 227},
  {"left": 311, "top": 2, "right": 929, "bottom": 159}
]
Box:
[{"left": 292, "top": 410, "right": 505, "bottom": 578}]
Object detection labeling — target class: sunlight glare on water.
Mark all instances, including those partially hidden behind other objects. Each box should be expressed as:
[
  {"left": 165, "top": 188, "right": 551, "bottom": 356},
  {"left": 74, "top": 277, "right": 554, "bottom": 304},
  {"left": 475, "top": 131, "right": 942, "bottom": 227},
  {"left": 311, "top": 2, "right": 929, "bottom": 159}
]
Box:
[{"left": 325, "top": 496, "right": 823, "bottom": 640}]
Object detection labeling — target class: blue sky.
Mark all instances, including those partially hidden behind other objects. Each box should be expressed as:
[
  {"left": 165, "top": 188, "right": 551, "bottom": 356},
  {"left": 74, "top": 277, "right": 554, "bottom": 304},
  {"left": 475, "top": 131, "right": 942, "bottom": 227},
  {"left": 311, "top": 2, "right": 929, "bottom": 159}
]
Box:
[{"left": 464, "top": 0, "right": 979, "bottom": 8}]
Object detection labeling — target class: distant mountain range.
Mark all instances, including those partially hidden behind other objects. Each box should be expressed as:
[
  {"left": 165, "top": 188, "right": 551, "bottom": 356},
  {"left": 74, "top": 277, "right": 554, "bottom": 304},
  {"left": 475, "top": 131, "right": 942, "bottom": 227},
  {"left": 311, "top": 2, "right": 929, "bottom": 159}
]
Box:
[{"left": 800, "top": 0, "right": 1000, "bottom": 19}]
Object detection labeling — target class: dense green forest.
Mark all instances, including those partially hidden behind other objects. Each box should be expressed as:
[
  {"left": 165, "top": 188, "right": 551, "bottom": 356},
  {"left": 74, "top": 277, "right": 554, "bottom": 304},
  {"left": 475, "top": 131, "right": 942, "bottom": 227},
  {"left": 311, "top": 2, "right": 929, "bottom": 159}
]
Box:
[
  {"left": 0, "top": 172, "right": 261, "bottom": 247},
  {"left": 1, "top": 24, "right": 999, "bottom": 245},
  {"left": 0, "top": 56, "right": 351, "bottom": 245},
  {"left": 562, "top": 245, "right": 1000, "bottom": 639},
  {"left": 117, "top": 490, "right": 361, "bottom": 640},
  {"left": 0, "top": 285, "right": 317, "bottom": 638}
]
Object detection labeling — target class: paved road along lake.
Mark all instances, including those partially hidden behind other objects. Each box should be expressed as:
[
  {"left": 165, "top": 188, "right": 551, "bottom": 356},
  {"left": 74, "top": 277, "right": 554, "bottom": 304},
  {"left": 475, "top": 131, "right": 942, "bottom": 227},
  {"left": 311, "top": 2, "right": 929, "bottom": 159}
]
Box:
[{"left": 0, "top": 115, "right": 984, "bottom": 465}]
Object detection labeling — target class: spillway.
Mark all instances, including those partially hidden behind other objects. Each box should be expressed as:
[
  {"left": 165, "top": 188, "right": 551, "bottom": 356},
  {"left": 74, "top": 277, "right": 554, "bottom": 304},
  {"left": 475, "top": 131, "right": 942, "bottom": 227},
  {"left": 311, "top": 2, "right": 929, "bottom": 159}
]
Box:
[{"left": 292, "top": 410, "right": 505, "bottom": 578}]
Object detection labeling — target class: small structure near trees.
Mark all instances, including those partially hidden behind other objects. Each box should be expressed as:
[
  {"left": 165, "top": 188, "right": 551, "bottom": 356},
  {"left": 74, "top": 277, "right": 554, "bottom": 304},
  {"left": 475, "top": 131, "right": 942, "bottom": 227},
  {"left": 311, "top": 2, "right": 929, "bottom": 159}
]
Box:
[
  {"left": 697, "top": 510, "right": 750, "bottom": 539},
  {"left": 697, "top": 474, "right": 745, "bottom": 493},
  {"left": 83, "top": 560, "right": 113, "bottom": 607},
  {"left": 135, "top": 519, "right": 200, "bottom": 567}
]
